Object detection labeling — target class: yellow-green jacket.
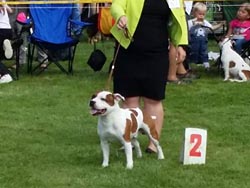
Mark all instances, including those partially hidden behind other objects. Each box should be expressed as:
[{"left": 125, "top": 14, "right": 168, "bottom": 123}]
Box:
[{"left": 110, "top": 0, "right": 188, "bottom": 49}]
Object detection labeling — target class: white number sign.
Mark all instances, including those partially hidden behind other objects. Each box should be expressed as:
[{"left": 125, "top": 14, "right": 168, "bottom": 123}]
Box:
[{"left": 180, "top": 128, "right": 207, "bottom": 165}]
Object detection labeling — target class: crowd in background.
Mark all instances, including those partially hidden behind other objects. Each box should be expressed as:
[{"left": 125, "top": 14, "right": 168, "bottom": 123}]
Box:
[{"left": 1, "top": 1, "right": 250, "bottom": 85}]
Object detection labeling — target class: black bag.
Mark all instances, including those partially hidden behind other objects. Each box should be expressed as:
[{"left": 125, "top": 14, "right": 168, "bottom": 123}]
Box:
[{"left": 87, "top": 42, "right": 106, "bottom": 72}]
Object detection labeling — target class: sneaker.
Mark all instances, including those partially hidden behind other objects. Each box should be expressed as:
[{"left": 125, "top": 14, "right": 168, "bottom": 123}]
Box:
[
  {"left": 3, "top": 39, "right": 13, "bottom": 59},
  {"left": 0, "top": 74, "right": 13, "bottom": 84}
]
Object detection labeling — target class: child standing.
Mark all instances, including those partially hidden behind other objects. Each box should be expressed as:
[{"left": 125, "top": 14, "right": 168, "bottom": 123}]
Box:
[
  {"left": 188, "top": 2, "right": 223, "bottom": 71},
  {"left": 226, "top": 3, "right": 250, "bottom": 54}
]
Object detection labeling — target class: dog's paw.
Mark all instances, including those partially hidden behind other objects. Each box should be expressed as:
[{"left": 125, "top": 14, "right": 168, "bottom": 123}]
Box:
[
  {"left": 158, "top": 155, "right": 165, "bottom": 160},
  {"left": 137, "top": 153, "right": 142, "bottom": 158},
  {"left": 102, "top": 163, "right": 109, "bottom": 168},
  {"left": 126, "top": 163, "right": 133, "bottom": 170}
]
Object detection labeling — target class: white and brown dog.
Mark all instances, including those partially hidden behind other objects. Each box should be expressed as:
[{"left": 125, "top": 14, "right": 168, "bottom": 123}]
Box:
[
  {"left": 89, "top": 91, "right": 164, "bottom": 169},
  {"left": 219, "top": 37, "right": 250, "bottom": 82}
]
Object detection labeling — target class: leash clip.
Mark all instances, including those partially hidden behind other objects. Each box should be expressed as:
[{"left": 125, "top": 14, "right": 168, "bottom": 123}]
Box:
[{"left": 123, "top": 27, "right": 134, "bottom": 42}]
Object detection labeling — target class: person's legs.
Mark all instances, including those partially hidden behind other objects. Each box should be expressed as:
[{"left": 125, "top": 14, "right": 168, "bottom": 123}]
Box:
[
  {"left": 0, "top": 29, "right": 13, "bottom": 60},
  {"left": 0, "top": 61, "right": 13, "bottom": 84},
  {"left": 176, "top": 62, "right": 187, "bottom": 75},
  {"left": 143, "top": 97, "right": 164, "bottom": 152},
  {"left": 122, "top": 96, "right": 140, "bottom": 109},
  {"left": 168, "top": 44, "right": 179, "bottom": 81},
  {"left": 234, "top": 39, "right": 247, "bottom": 54},
  {"left": 200, "top": 39, "right": 210, "bottom": 70},
  {"left": 122, "top": 96, "right": 164, "bottom": 152}
]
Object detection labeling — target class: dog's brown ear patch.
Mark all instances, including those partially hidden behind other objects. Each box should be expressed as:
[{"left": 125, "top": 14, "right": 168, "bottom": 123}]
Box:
[
  {"left": 229, "top": 61, "right": 236, "bottom": 68},
  {"left": 143, "top": 112, "right": 159, "bottom": 140},
  {"left": 242, "top": 70, "right": 250, "bottom": 80},
  {"left": 106, "top": 94, "right": 115, "bottom": 106},
  {"left": 124, "top": 119, "right": 132, "bottom": 142}
]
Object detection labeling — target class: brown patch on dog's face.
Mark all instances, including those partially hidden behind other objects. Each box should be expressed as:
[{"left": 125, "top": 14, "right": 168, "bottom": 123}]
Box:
[
  {"left": 229, "top": 61, "right": 236, "bottom": 68},
  {"left": 105, "top": 94, "right": 115, "bottom": 106},
  {"left": 142, "top": 112, "right": 159, "bottom": 140},
  {"left": 124, "top": 119, "right": 131, "bottom": 142},
  {"left": 242, "top": 70, "right": 250, "bottom": 80}
]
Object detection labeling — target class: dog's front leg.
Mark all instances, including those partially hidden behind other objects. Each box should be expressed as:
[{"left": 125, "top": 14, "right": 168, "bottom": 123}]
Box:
[
  {"left": 224, "top": 69, "right": 230, "bottom": 81},
  {"left": 100, "top": 139, "right": 110, "bottom": 168},
  {"left": 124, "top": 142, "right": 133, "bottom": 169}
]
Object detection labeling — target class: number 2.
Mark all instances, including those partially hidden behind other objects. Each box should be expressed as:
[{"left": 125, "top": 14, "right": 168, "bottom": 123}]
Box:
[{"left": 189, "top": 134, "right": 202, "bottom": 157}]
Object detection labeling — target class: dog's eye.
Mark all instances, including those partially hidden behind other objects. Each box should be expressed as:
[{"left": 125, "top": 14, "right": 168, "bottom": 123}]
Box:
[{"left": 101, "top": 98, "right": 107, "bottom": 102}]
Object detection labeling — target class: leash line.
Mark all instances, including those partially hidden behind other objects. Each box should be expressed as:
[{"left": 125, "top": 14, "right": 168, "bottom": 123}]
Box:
[{"left": 105, "top": 42, "right": 120, "bottom": 91}]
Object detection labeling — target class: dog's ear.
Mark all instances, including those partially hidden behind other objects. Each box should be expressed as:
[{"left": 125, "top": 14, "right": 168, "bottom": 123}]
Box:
[{"left": 113, "top": 93, "right": 125, "bottom": 102}]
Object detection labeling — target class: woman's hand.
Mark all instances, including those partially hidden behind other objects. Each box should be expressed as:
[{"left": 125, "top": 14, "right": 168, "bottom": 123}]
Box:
[
  {"left": 176, "top": 46, "right": 186, "bottom": 63},
  {"left": 117, "top": 15, "right": 128, "bottom": 30}
]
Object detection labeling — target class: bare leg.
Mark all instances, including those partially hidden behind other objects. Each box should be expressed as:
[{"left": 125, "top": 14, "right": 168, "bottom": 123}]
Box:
[
  {"left": 123, "top": 96, "right": 164, "bottom": 152},
  {"left": 168, "top": 44, "right": 188, "bottom": 81},
  {"left": 168, "top": 44, "right": 179, "bottom": 81},
  {"left": 177, "top": 62, "right": 187, "bottom": 75},
  {"left": 143, "top": 97, "right": 164, "bottom": 152},
  {"left": 122, "top": 96, "right": 140, "bottom": 108}
]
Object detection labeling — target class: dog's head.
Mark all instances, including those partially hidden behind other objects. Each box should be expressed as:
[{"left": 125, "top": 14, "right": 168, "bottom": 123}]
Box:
[
  {"left": 89, "top": 91, "right": 125, "bottom": 116},
  {"left": 218, "top": 36, "right": 233, "bottom": 49}
]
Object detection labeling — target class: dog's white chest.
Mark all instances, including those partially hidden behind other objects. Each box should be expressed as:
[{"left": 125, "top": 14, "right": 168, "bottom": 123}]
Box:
[{"left": 97, "top": 111, "right": 131, "bottom": 141}]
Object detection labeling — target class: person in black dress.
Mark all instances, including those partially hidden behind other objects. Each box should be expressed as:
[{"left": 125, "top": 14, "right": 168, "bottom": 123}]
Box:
[{"left": 111, "top": 0, "right": 188, "bottom": 153}]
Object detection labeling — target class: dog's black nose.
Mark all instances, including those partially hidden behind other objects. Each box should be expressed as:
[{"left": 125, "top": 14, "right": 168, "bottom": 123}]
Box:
[{"left": 89, "top": 100, "right": 95, "bottom": 107}]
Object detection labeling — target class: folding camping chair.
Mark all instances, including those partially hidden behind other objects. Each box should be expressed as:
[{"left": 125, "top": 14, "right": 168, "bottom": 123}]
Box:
[
  {"left": 240, "top": 41, "right": 250, "bottom": 64},
  {"left": 27, "top": 3, "right": 91, "bottom": 74}
]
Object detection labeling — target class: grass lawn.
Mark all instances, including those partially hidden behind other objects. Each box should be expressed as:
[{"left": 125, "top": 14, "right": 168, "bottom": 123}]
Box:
[{"left": 0, "top": 39, "right": 250, "bottom": 188}]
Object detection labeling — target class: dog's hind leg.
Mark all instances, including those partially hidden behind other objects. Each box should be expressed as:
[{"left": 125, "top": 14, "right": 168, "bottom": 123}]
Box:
[
  {"left": 238, "top": 71, "right": 248, "bottom": 82},
  {"left": 148, "top": 136, "right": 165, "bottom": 160},
  {"left": 131, "top": 138, "right": 142, "bottom": 158},
  {"left": 140, "top": 123, "right": 165, "bottom": 160}
]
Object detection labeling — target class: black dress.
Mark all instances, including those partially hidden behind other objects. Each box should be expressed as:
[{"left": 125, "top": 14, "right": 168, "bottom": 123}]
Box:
[{"left": 113, "top": 0, "right": 170, "bottom": 100}]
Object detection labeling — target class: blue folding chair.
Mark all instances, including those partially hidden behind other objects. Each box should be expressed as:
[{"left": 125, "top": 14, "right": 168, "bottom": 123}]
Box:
[{"left": 27, "top": 3, "right": 91, "bottom": 74}]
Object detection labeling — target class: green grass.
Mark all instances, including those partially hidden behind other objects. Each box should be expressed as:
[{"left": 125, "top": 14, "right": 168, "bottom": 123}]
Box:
[{"left": 0, "top": 39, "right": 250, "bottom": 188}]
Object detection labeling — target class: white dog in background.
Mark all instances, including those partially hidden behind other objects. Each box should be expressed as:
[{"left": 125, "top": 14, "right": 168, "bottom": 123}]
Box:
[
  {"left": 89, "top": 91, "right": 164, "bottom": 169},
  {"left": 219, "top": 37, "right": 250, "bottom": 82}
]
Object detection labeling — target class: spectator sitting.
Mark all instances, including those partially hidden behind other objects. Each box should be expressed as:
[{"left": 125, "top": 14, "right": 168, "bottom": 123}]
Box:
[
  {"left": 167, "top": 43, "right": 199, "bottom": 84},
  {"left": 225, "top": 3, "right": 250, "bottom": 54},
  {"left": 0, "top": 0, "right": 13, "bottom": 60},
  {"left": 188, "top": 2, "right": 224, "bottom": 71}
]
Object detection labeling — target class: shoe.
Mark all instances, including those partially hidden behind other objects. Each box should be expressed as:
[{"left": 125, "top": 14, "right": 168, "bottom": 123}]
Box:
[
  {"left": 0, "top": 74, "right": 13, "bottom": 84},
  {"left": 167, "top": 79, "right": 192, "bottom": 85},
  {"left": 145, "top": 147, "right": 157, "bottom": 154},
  {"left": 177, "top": 71, "right": 201, "bottom": 80},
  {"left": 40, "top": 63, "right": 48, "bottom": 68},
  {"left": 3, "top": 39, "right": 13, "bottom": 59}
]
